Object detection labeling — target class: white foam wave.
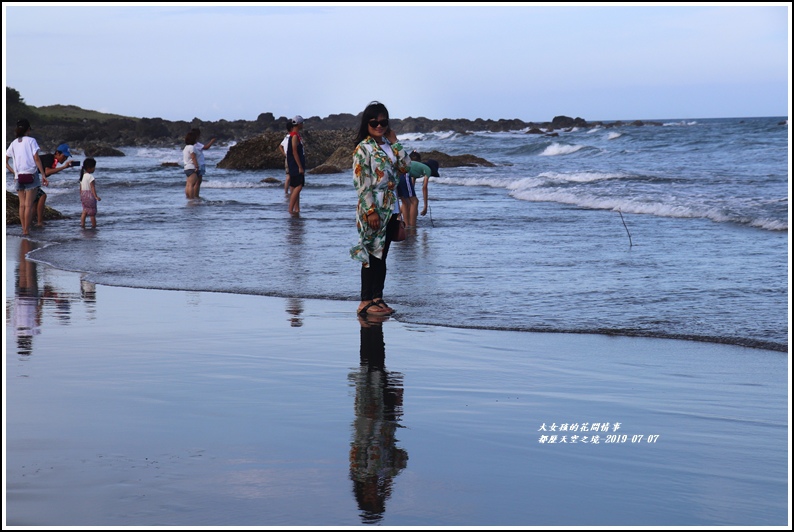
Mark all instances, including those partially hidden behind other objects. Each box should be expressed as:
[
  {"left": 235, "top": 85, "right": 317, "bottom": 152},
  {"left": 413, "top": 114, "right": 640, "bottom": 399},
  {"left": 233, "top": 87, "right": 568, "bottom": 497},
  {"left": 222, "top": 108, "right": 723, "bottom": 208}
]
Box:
[
  {"left": 435, "top": 130, "right": 458, "bottom": 140},
  {"left": 607, "top": 132, "right": 622, "bottom": 140},
  {"left": 434, "top": 176, "right": 517, "bottom": 189},
  {"left": 507, "top": 189, "right": 786, "bottom": 229},
  {"left": 663, "top": 120, "right": 698, "bottom": 127},
  {"left": 434, "top": 171, "right": 627, "bottom": 190},
  {"left": 537, "top": 171, "right": 628, "bottom": 183},
  {"left": 128, "top": 146, "right": 183, "bottom": 160},
  {"left": 398, "top": 132, "right": 425, "bottom": 142},
  {"left": 748, "top": 218, "right": 787, "bottom": 231},
  {"left": 539, "top": 143, "right": 585, "bottom": 156}
]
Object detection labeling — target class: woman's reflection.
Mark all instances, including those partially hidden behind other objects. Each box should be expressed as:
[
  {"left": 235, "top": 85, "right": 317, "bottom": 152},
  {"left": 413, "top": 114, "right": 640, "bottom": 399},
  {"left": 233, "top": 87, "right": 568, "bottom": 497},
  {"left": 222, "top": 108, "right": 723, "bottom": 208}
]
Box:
[
  {"left": 286, "top": 297, "right": 304, "bottom": 327},
  {"left": 13, "top": 239, "right": 42, "bottom": 356},
  {"left": 80, "top": 278, "right": 97, "bottom": 320},
  {"left": 348, "top": 315, "right": 408, "bottom": 524}
]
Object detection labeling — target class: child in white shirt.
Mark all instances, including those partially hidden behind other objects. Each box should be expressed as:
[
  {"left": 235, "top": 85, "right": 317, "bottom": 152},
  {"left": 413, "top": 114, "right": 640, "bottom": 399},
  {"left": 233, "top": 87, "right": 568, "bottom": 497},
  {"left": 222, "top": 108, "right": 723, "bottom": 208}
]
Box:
[{"left": 79, "top": 158, "right": 101, "bottom": 228}]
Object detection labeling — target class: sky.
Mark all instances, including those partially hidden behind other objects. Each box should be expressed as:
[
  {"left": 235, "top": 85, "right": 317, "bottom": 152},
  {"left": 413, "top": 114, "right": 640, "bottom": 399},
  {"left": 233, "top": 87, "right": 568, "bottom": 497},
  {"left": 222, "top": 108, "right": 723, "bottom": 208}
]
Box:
[{"left": 2, "top": 3, "right": 791, "bottom": 123}]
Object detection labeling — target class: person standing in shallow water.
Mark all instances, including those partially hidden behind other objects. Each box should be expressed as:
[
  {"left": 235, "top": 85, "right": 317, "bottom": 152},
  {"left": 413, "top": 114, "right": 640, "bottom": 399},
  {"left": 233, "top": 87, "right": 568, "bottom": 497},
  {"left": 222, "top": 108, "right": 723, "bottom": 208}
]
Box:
[
  {"left": 286, "top": 115, "right": 306, "bottom": 215},
  {"left": 5, "top": 118, "right": 48, "bottom": 236},
  {"left": 79, "top": 158, "right": 101, "bottom": 229},
  {"left": 351, "top": 101, "right": 412, "bottom": 316},
  {"left": 183, "top": 129, "right": 201, "bottom": 199},
  {"left": 182, "top": 128, "right": 215, "bottom": 199}
]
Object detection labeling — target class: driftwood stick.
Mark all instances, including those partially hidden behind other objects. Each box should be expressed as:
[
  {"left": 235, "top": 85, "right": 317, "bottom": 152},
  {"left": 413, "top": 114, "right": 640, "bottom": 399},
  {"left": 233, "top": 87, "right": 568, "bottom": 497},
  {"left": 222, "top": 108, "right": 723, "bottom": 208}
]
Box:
[{"left": 618, "top": 210, "right": 633, "bottom": 247}]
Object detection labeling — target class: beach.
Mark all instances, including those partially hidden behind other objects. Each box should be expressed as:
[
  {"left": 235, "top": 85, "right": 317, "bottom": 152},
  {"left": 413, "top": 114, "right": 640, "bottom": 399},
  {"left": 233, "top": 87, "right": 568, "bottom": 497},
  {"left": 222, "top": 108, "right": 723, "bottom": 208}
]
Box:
[{"left": 4, "top": 234, "right": 790, "bottom": 527}]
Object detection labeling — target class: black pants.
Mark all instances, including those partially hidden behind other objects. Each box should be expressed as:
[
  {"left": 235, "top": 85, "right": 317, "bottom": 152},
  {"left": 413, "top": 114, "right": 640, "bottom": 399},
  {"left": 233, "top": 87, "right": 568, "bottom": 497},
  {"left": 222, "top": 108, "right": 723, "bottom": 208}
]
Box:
[{"left": 360, "top": 214, "right": 398, "bottom": 301}]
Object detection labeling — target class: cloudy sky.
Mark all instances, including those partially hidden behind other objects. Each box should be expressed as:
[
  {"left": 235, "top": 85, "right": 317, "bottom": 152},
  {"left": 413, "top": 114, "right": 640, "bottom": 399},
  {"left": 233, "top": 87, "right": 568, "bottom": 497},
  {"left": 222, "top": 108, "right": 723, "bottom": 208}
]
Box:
[{"left": 2, "top": 3, "right": 790, "bottom": 123}]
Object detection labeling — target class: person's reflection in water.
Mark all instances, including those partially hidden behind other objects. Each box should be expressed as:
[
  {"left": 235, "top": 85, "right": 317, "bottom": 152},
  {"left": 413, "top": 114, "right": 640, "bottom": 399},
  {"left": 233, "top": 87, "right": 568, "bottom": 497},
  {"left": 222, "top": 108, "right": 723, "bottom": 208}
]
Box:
[
  {"left": 14, "top": 239, "right": 42, "bottom": 356},
  {"left": 286, "top": 298, "right": 304, "bottom": 327},
  {"left": 349, "top": 314, "right": 408, "bottom": 524},
  {"left": 80, "top": 278, "right": 97, "bottom": 320},
  {"left": 43, "top": 283, "right": 72, "bottom": 324}
]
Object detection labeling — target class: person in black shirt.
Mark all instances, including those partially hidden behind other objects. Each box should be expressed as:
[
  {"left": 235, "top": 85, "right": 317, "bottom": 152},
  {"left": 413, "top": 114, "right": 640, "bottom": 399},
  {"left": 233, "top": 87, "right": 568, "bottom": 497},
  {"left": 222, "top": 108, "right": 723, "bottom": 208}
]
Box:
[{"left": 36, "top": 143, "right": 77, "bottom": 226}]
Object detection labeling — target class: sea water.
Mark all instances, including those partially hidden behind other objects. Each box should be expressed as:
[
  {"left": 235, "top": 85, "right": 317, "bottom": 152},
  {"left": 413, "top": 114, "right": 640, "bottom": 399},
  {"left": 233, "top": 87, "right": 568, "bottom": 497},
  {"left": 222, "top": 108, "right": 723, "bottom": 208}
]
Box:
[{"left": 6, "top": 116, "right": 789, "bottom": 351}]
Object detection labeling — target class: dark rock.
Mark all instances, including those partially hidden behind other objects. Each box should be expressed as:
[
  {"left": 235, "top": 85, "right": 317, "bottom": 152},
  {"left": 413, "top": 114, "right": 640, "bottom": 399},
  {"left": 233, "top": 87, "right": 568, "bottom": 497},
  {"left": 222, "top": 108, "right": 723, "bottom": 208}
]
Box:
[
  {"left": 308, "top": 164, "right": 343, "bottom": 175},
  {"left": 218, "top": 129, "right": 355, "bottom": 171},
  {"left": 551, "top": 115, "right": 587, "bottom": 129},
  {"left": 414, "top": 150, "right": 494, "bottom": 168},
  {"left": 82, "top": 142, "right": 125, "bottom": 157},
  {"left": 6, "top": 190, "right": 68, "bottom": 225},
  {"left": 218, "top": 132, "right": 286, "bottom": 170},
  {"left": 321, "top": 146, "right": 353, "bottom": 172},
  {"left": 161, "top": 162, "right": 180, "bottom": 167}
]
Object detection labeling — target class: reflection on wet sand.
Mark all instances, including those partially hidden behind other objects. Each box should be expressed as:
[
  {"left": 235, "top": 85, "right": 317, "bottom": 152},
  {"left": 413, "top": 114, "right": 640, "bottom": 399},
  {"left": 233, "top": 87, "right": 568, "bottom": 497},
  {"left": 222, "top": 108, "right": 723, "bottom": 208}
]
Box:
[
  {"left": 286, "top": 297, "right": 304, "bottom": 327},
  {"left": 13, "top": 239, "right": 42, "bottom": 356},
  {"left": 348, "top": 315, "right": 408, "bottom": 524},
  {"left": 10, "top": 238, "right": 100, "bottom": 355}
]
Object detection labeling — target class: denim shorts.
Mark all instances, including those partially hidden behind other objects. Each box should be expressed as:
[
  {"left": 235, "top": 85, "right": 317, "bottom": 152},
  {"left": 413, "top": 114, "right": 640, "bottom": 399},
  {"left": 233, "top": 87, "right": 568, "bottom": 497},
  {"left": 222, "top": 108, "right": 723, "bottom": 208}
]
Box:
[
  {"left": 16, "top": 172, "right": 41, "bottom": 191},
  {"left": 185, "top": 167, "right": 205, "bottom": 178}
]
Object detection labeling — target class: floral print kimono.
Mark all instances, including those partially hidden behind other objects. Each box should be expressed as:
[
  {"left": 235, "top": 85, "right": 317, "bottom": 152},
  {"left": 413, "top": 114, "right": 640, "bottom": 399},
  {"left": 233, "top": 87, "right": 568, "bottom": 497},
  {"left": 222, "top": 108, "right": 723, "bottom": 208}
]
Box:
[{"left": 350, "top": 136, "right": 412, "bottom": 266}]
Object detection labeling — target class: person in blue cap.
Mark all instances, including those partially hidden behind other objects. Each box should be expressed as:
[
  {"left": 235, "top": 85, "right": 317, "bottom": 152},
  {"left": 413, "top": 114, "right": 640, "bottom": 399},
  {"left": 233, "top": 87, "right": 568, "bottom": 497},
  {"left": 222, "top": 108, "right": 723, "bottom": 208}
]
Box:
[{"left": 36, "top": 143, "right": 79, "bottom": 226}]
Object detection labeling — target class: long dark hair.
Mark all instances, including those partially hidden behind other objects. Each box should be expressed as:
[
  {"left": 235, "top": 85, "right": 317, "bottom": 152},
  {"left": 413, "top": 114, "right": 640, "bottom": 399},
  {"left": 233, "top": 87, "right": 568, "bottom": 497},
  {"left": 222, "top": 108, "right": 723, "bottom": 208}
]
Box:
[
  {"left": 354, "top": 101, "right": 389, "bottom": 146},
  {"left": 79, "top": 158, "right": 97, "bottom": 182}
]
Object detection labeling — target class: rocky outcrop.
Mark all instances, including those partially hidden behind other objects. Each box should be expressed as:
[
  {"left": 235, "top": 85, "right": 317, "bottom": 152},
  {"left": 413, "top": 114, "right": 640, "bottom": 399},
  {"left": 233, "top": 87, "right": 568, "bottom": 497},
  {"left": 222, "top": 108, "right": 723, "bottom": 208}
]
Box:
[
  {"left": 307, "top": 146, "right": 352, "bottom": 174},
  {"left": 219, "top": 132, "right": 496, "bottom": 173},
  {"left": 411, "top": 150, "right": 495, "bottom": 168},
  {"left": 82, "top": 142, "right": 125, "bottom": 157},
  {"left": 8, "top": 88, "right": 673, "bottom": 158},
  {"left": 6, "top": 190, "right": 68, "bottom": 225},
  {"left": 218, "top": 129, "right": 355, "bottom": 171}
]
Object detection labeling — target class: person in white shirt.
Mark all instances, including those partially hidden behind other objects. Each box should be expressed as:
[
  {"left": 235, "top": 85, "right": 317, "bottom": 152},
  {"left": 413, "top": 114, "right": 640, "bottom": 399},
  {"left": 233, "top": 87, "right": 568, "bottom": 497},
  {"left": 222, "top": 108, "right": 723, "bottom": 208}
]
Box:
[
  {"left": 5, "top": 119, "right": 48, "bottom": 236},
  {"left": 182, "top": 128, "right": 216, "bottom": 199},
  {"left": 79, "top": 158, "right": 101, "bottom": 229}
]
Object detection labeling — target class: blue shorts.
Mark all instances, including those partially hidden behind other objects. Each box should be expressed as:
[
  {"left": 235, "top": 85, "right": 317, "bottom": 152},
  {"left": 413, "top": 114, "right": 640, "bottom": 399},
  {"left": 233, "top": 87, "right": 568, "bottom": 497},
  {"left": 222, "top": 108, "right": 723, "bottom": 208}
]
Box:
[
  {"left": 184, "top": 167, "right": 204, "bottom": 178},
  {"left": 16, "top": 172, "right": 41, "bottom": 191},
  {"left": 397, "top": 173, "right": 416, "bottom": 198}
]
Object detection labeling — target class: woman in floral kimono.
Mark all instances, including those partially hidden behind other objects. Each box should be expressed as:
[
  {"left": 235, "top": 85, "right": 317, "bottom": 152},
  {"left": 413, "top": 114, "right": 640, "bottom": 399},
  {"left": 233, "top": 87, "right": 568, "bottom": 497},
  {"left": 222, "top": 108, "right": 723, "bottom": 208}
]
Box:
[{"left": 351, "top": 102, "right": 412, "bottom": 317}]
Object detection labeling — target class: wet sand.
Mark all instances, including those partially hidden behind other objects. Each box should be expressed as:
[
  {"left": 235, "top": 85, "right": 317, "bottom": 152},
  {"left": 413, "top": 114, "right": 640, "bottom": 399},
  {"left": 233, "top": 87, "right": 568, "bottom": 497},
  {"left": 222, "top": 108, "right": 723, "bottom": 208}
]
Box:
[{"left": 3, "top": 235, "right": 790, "bottom": 527}]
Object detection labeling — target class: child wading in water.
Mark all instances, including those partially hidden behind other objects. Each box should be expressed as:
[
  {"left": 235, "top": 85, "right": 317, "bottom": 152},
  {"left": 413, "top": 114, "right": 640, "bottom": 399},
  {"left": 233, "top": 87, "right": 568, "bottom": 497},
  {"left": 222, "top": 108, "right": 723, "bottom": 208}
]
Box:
[{"left": 79, "top": 158, "right": 101, "bottom": 228}]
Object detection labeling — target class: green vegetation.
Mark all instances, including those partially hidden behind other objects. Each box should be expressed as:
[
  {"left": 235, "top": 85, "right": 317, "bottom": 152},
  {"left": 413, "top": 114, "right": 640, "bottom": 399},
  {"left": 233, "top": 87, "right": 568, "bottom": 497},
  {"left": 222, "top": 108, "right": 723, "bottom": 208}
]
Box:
[
  {"left": 6, "top": 87, "right": 39, "bottom": 124},
  {"left": 6, "top": 86, "right": 138, "bottom": 132},
  {"left": 34, "top": 104, "right": 138, "bottom": 123}
]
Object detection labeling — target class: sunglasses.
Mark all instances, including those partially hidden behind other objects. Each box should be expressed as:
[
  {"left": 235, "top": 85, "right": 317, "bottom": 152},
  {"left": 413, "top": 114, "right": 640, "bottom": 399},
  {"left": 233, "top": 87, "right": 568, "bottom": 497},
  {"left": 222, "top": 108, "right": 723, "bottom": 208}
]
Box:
[{"left": 368, "top": 119, "right": 389, "bottom": 129}]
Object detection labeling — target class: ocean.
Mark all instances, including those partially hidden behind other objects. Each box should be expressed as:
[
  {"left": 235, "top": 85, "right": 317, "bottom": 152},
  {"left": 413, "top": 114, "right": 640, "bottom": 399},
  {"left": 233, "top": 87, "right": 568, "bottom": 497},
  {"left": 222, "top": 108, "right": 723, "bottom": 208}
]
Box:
[{"left": 7, "top": 116, "right": 789, "bottom": 352}]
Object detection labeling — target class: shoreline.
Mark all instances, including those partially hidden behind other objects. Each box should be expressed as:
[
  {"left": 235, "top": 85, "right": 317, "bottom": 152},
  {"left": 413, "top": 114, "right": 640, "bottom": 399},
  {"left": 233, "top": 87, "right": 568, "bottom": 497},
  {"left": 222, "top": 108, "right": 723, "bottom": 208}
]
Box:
[
  {"left": 5, "top": 227, "right": 785, "bottom": 353},
  {"left": 4, "top": 234, "right": 790, "bottom": 526}
]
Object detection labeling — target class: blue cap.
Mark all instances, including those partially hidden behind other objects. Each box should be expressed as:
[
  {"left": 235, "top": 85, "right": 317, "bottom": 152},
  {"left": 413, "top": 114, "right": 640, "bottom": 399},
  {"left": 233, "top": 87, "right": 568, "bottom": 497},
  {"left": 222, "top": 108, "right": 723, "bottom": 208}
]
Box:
[{"left": 56, "top": 143, "right": 71, "bottom": 157}]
